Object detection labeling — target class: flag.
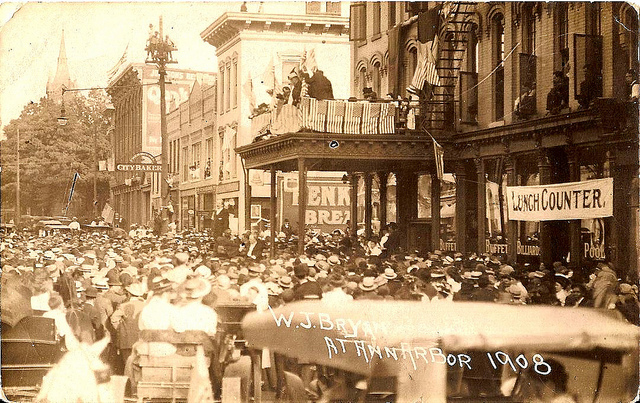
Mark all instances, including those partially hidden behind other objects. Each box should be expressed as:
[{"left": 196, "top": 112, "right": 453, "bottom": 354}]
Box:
[
  {"left": 387, "top": 26, "right": 401, "bottom": 97},
  {"left": 107, "top": 44, "right": 128, "bottom": 82},
  {"left": 408, "top": 10, "right": 441, "bottom": 94},
  {"left": 433, "top": 138, "right": 444, "bottom": 180},
  {"left": 64, "top": 172, "right": 80, "bottom": 216},
  {"left": 260, "top": 57, "right": 281, "bottom": 97},
  {"left": 243, "top": 72, "right": 256, "bottom": 111},
  {"left": 379, "top": 103, "right": 396, "bottom": 134},
  {"left": 345, "top": 102, "right": 364, "bottom": 134},
  {"left": 304, "top": 48, "right": 318, "bottom": 73},
  {"left": 326, "top": 100, "right": 346, "bottom": 133},
  {"left": 361, "top": 103, "right": 382, "bottom": 135}
]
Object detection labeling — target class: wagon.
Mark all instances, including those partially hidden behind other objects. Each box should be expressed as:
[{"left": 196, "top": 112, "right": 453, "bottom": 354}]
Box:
[
  {"left": 129, "top": 302, "right": 260, "bottom": 402},
  {"left": 1, "top": 316, "right": 65, "bottom": 402}
]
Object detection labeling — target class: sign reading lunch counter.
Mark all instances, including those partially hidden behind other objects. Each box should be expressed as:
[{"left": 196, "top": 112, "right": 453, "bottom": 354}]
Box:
[
  {"left": 116, "top": 163, "right": 162, "bottom": 172},
  {"left": 506, "top": 178, "right": 613, "bottom": 221}
]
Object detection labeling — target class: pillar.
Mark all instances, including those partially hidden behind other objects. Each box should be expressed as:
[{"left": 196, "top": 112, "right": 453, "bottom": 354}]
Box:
[
  {"left": 605, "top": 150, "right": 618, "bottom": 270},
  {"left": 364, "top": 172, "right": 373, "bottom": 239},
  {"left": 270, "top": 167, "right": 277, "bottom": 258},
  {"left": 431, "top": 174, "right": 441, "bottom": 252},
  {"left": 567, "top": 148, "right": 582, "bottom": 271},
  {"left": 455, "top": 162, "right": 467, "bottom": 253},
  {"left": 244, "top": 168, "right": 251, "bottom": 232},
  {"left": 538, "top": 149, "right": 552, "bottom": 267},
  {"left": 350, "top": 173, "right": 358, "bottom": 237},
  {"left": 379, "top": 172, "right": 388, "bottom": 232},
  {"left": 505, "top": 156, "right": 518, "bottom": 264},
  {"left": 475, "top": 158, "right": 486, "bottom": 254},
  {"left": 297, "top": 158, "right": 307, "bottom": 255}
]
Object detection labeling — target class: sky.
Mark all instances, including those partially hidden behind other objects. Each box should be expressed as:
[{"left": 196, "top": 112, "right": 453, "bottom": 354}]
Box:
[{"left": 0, "top": 1, "right": 249, "bottom": 137}]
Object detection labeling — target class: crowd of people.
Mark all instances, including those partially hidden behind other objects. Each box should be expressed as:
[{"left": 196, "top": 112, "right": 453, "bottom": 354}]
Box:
[{"left": 1, "top": 223, "right": 637, "bottom": 399}]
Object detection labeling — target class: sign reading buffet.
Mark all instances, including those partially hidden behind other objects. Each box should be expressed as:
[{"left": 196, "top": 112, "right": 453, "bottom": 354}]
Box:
[{"left": 506, "top": 178, "right": 613, "bottom": 221}]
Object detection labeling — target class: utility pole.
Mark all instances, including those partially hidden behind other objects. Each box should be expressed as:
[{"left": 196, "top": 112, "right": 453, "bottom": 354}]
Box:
[
  {"left": 15, "top": 128, "right": 20, "bottom": 226},
  {"left": 146, "top": 16, "right": 177, "bottom": 233},
  {"left": 93, "top": 125, "right": 98, "bottom": 219}
]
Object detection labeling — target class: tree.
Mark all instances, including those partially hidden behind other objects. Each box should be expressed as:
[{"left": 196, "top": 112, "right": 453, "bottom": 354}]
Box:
[{"left": 1, "top": 90, "right": 112, "bottom": 220}]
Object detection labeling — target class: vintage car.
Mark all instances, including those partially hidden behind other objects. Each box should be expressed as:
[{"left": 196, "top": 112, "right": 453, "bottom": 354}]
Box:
[{"left": 242, "top": 301, "right": 639, "bottom": 402}]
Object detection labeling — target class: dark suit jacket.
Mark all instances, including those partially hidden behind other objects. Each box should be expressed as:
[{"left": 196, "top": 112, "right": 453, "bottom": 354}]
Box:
[{"left": 293, "top": 280, "right": 323, "bottom": 300}]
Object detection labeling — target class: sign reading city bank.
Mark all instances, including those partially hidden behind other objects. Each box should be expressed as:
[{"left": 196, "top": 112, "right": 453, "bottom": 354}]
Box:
[
  {"left": 116, "top": 163, "right": 162, "bottom": 172},
  {"left": 506, "top": 178, "right": 613, "bottom": 221}
]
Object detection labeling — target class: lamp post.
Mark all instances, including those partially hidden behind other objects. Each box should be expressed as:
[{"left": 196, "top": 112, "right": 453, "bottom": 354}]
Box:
[{"left": 145, "top": 16, "right": 177, "bottom": 233}]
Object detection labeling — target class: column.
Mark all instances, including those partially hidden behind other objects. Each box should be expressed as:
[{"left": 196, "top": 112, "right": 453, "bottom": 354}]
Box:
[
  {"left": 475, "top": 158, "right": 486, "bottom": 254},
  {"left": 431, "top": 174, "right": 441, "bottom": 252},
  {"left": 567, "top": 148, "right": 582, "bottom": 271},
  {"left": 605, "top": 150, "right": 618, "bottom": 269},
  {"left": 297, "top": 158, "right": 307, "bottom": 255},
  {"left": 538, "top": 149, "right": 552, "bottom": 266},
  {"left": 364, "top": 172, "right": 372, "bottom": 239},
  {"left": 270, "top": 167, "right": 277, "bottom": 258},
  {"left": 350, "top": 173, "right": 358, "bottom": 237},
  {"left": 455, "top": 162, "right": 467, "bottom": 253},
  {"left": 505, "top": 156, "right": 518, "bottom": 264},
  {"left": 378, "top": 172, "right": 388, "bottom": 232},
  {"left": 244, "top": 168, "right": 251, "bottom": 232}
]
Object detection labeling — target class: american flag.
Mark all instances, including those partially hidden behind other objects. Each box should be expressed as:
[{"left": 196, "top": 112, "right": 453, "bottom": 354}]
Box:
[
  {"left": 361, "top": 103, "right": 382, "bottom": 135},
  {"left": 433, "top": 138, "right": 444, "bottom": 180},
  {"left": 379, "top": 103, "right": 396, "bottom": 134},
  {"left": 326, "top": 100, "right": 346, "bottom": 133},
  {"left": 408, "top": 38, "right": 441, "bottom": 95},
  {"left": 345, "top": 102, "right": 363, "bottom": 134},
  {"left": 107, "top": 44, "right": 128, "bottom": 82},
  {"left": 302, "top": 98, "right": 328, "bottom": 132}
]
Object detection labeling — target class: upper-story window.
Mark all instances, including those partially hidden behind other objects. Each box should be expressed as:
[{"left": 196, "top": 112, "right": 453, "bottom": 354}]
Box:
[
  {"left": 307, "top": 1, "right": 341, "bottom": 15},
  {"left": 460, "top": 23, "right": 479, "bottom": 123},
  {"left": 372, "top": 60, "right": 381, "bottom": 95},
  {"left": 358, "top": 64, "right": 367, "bottom": 97},
  {"left": 219, "top": 67, "right": 225, "bottom": 116},
  {"left": 349, "top": 3, "right": 366, "bottom": 41},
  {"left": 556, "top": 3, "right": 569, "bottom": 72},
  {"left": 232, "top": 59, "right": 238, "bottom": 109},
  {"left": 388, "top": 1, "right": 396, "bottom": 29},
  {"left": 493, "top": 13, "right": 505, "bottom": 121},
  {"left": 225, "top": 63, "right": 231, "bottom": 112},
  {"left": 372, "top": 2, "right": 381, "bottom": 35},
  {"left": 586, "top": 3, "right": 601, "bottom": 36},
  {"left": 523, "top": 5, "right": 536, "bottom": 55},
  {"left": 620, "top": 4, "right": 639, "bottom": 72}
]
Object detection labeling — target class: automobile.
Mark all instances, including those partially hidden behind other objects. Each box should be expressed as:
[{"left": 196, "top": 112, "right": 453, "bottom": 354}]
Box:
[{"left": 242, "top": 301, "right": 639, "bottom": 402}]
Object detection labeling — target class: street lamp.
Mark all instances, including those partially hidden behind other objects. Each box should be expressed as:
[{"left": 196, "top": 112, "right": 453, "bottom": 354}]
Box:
[{"left": 145, "top": 16, "right": 177, "bottom": 232}]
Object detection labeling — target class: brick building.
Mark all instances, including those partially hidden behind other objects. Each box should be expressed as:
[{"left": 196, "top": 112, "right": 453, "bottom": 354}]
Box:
[
  {"left": 238, "top": 2, "right": 639, "bottom": 280},
  {"left": 107, "top": 64, "right": 215, "bottom": 228}
]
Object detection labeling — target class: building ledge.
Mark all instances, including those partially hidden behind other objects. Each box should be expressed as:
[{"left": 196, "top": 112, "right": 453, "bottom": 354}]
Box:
[{"left": 201, "top": 12, "right": 349, "bottom": 48}]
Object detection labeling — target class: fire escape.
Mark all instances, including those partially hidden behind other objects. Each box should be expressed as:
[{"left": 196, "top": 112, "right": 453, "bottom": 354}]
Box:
[{"left": 419, "top": 2, "right": 477, "bottom": 135}]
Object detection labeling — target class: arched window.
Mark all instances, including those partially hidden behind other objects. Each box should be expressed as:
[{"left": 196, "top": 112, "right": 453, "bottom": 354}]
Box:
[
  {"left": 620, "top": 4, "right": 639, "bottom": 72},
  {"left": 372, "top": 62, "right": 381, "bottom": 96},
  {"left": 358, "top": 65, "right": 367, "bottom": 97},
  {"left": 493, "top": 13, "right": 505, "bottom": 121}
]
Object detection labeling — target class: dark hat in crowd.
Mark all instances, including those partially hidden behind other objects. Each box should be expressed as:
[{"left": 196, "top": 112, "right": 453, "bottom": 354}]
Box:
[
  {"left": 294, "top": 264, "right": 308, "bottom": 279},
  {"left": 85, "top": 286, "right": 98, "bottom": 298},
  {"left": 328, "top": 274, "right": 346, "bottom": 288}
]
